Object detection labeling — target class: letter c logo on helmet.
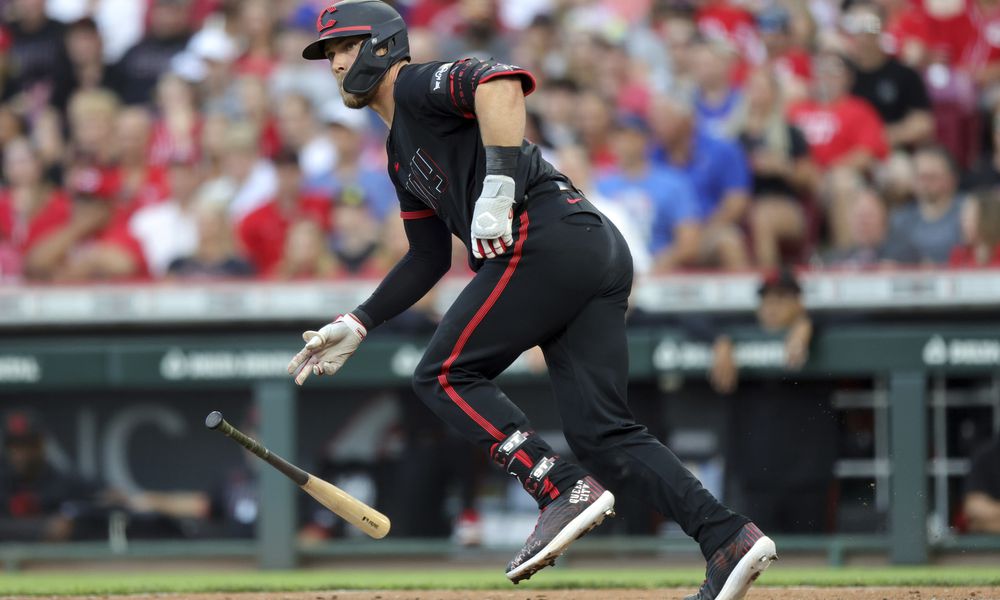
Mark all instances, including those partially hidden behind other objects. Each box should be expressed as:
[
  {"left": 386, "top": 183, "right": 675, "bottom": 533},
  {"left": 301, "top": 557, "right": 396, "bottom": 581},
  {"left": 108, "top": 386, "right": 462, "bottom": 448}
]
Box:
[
  {"left": 316, "top": 5, "right": 338, "bottom": 34},
  {"left": 302, "top": 0, "right": 411, "bottom": 96}
]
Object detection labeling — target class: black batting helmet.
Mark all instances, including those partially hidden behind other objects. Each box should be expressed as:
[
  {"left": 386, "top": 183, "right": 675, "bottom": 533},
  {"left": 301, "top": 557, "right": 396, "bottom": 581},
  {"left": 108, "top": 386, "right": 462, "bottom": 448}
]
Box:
[{"left": 302, "top": 0, "right": 410, "bottom": 96}]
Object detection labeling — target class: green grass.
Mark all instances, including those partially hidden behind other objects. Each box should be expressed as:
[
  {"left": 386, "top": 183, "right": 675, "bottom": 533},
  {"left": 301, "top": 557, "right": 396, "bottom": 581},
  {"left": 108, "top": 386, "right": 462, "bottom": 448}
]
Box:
[{"left": 1, "top": 567, "right": 998, "bottom": 596}]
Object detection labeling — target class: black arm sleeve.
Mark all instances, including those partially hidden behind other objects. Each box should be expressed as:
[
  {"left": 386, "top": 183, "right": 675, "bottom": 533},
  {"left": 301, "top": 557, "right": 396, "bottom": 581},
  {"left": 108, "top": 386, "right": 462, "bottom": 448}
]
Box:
[{"left": 354, "top": 216, "right": 452, "bottom": 330}]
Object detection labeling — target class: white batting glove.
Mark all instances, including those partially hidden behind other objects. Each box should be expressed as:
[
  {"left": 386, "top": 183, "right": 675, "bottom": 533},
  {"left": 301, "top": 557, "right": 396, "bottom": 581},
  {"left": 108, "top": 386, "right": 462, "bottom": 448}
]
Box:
[
  {"left": 471, "top": 174, "right": 516, "bottom": 259},
  {"left": 286, "top": 313, "right": 367, "bottom": 386}
]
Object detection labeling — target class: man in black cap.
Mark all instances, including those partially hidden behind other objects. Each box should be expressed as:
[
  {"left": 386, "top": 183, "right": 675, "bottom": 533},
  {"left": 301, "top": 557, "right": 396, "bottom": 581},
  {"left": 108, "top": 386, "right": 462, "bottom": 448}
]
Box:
[
  {"left": 0, "top": 411, "right": 105, "bottom": 541},
  {"left": 711, "top": 269, "right": 838, "bottom": 534},
  {"left": 287, "top": 2, "right": 775, "bottom": 595}
]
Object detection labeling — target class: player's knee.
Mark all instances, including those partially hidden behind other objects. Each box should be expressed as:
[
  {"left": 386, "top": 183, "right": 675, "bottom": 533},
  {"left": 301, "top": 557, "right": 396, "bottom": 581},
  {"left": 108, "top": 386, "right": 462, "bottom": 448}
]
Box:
[{"left": 411, "top": 346, "right": 448, "bottom": 401}]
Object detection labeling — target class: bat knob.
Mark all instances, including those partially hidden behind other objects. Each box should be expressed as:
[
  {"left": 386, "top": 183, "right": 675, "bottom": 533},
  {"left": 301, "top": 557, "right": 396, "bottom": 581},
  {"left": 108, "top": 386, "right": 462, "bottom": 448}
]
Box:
[{"left": 205, "top": 411, "right": 225, "bottom": 430}]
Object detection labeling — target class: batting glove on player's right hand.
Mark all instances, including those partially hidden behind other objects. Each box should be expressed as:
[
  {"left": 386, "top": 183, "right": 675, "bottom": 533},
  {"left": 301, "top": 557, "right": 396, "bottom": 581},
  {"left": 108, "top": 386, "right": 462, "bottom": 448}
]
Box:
[
  {"left": 471, "top": 174, "right": 515, "bottom": 259},
  {"left": 287, "top": 313, "right": 367, "bottom": 386}
]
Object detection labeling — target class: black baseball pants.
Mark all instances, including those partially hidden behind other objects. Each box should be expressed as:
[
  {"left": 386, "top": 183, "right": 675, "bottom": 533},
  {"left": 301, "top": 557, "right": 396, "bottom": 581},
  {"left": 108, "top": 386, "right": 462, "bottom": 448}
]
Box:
[{"left": 411, "top": 189, "right": 748, "bottom": 559}]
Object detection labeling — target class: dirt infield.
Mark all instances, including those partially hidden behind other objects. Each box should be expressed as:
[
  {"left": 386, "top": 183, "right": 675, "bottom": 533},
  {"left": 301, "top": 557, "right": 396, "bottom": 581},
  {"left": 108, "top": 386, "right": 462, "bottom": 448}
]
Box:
[{"left": 15, "top": 588, "right": 1000, "bottom": 600}]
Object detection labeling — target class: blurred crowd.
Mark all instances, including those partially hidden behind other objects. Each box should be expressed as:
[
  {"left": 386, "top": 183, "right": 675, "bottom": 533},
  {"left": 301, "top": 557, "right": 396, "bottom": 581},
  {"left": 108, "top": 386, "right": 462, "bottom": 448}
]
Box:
[{"left": 4, "top": 0, "right": 1000, "bottom": 283}]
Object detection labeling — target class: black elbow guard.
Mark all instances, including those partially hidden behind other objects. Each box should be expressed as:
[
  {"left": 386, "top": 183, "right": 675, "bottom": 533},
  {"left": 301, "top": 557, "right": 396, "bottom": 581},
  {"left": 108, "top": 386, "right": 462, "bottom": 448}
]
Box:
[{"left": 448, "top": 58, "right": 537, "bottom": 117}]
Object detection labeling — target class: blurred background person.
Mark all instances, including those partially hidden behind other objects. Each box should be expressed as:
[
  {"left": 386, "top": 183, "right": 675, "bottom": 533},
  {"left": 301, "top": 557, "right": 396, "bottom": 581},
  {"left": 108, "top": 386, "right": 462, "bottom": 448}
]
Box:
[
  {"left": 0, "top": 138, "right": 70, "bottom": 280},
  {"left": 0, "top": 411, "right": 114, "bottom": 542},
  {"left": 237, "top": 149, "right": 330, "bottom": 276},
  {"left": 788, "top": 52, "right": 890, "bottom": 249},
  {"left": 276, "top": 93, "right": 335, "bottom": 188},
  {"left": 22, "top": 165, "right": 115, "bottom": 280},
  {"left": 649, "top": 92, "right": 752, "bottom": 269},
  {"left": 166, "top": 185, "right": 253, "bottom": 279},
  {"left": 214, "top": 123, "right": 276, "bottom": 222},
  {"left": 753, "top": 4, "right": 811, "bottom": 103},
  {"left": 327, "top": 185, "right": 382, "bottom": 275},
  {"left": 964, "top": 437, "right": 1000, "bottom": 534},
  {"left": 149, "top": 73, "right": 202, "bottom": 167},
  {"left": 65, "top": 17, "right": 112, "bottom": 94},
  {"left": 822, "top": 183, "right": 896, "bottom": 267},
  {"left": 128, "top": 155, "right": 204, "bottom": 277},
  {"left": 843, "top": 3, "right": 934, "bottom": 151},
  {"left": 4, "top": 0, "right": 74, "bottom": 112},
  {"left": 109, "top": 0, "right": 193, "bottom": 106},
  {"left": 961, "top": 103, "right": 1000, "bottom": 191},
  {"left": 315, "top": 101, "right": 394, "bottom": 221},
  {"left": 595, "top": 114, "right": 701, "bottom": 272},
  {"left": 949, "top": 186, "right": 1000, "bottom": 267},
  {"left": 711, "top": 269, "right": 838, "bottom": 534},
  {"left": 882, "top": 145, "right": 965, "bottom": 264},
  {"left": 732, "top": 68, "right": 818, "bottom": 268},
  {"left": 267, "top": 219, "right": 338, "bottom": 280},
  {"left": 691, "top": 36, "right": 742, "bottom": 139}
]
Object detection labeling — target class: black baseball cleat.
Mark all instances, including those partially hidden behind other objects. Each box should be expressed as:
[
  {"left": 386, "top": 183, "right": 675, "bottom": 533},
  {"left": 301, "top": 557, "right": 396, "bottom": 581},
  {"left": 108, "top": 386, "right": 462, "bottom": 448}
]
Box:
[
  {"left": 505, "top": 476, "right": 615, "bottom": 584},
  {"left": 685, "top": 522, "right": 777, "bottom": 600}
]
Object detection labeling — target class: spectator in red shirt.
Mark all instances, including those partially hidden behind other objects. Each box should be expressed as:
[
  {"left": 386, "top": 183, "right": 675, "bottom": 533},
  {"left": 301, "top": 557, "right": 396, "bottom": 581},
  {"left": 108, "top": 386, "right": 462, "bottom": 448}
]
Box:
[
  {"left": 0, "top": 139, "right": 71, "bottom": 279},
  {"left": 873, "top": 0, "right": 931, "bottom": 67},
  {"left": 22, "top": 165, "right": 114, "bottom": 281},
  {"left": 788, "top": 53, "right": 890, "bottom": 171},
  {"left": 950, "top": 186, "right": 1000, "bottom": 266},
  {"left": 149, "top": 73, "right": 202, "bottom": 167},
  {"left": 789, "top": 52, "right": 890, "bottom": 248},
  {"left": 233, "top": 0, "right": 279, "bottom": 78},
  {"left": 269, "top": 219, "right": 339, "bottom": 280},
  {"left": 237, "top": 149, "right": 331, "bottom": 276},
  {"left": 696, "top": 0, "right": 764, "bottom": 68},
  {"left": 62, "top": 107, "right": 170, "bottom": 282}
]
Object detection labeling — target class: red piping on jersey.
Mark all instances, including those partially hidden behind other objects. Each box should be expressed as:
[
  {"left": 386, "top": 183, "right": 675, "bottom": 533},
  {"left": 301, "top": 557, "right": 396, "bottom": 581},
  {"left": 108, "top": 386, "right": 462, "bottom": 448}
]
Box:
[
  {"left": 449, "top": 67, "right": 476, "bottom": 119},
  {"left": 400, "top": 209, "right": 436, "bottom": 220},
  {"left": 437, "top": 212, "right": 536, "bottom": 475},
  {"left": 478, "top": 69, "right": 538, "bottom": 97}
]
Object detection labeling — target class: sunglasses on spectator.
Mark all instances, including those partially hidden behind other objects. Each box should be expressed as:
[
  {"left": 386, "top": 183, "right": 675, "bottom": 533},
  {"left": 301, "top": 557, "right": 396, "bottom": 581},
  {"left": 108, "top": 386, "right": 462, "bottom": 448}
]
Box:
[{"left": 842, "top": 14, "right": 882, "bottom": 35}]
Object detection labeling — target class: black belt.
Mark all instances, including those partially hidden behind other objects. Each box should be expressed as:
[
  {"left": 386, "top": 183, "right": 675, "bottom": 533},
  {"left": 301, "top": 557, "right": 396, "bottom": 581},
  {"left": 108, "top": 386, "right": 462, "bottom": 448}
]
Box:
[{"left": 524, "top": 178, "right": 576, "bottom": 201}]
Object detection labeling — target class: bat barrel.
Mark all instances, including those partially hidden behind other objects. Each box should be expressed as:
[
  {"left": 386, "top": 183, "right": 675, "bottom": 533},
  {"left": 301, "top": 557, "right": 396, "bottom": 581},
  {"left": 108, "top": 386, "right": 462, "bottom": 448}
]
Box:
[{"left": 205, "top": 410, "right": 389, "bottom": 538}]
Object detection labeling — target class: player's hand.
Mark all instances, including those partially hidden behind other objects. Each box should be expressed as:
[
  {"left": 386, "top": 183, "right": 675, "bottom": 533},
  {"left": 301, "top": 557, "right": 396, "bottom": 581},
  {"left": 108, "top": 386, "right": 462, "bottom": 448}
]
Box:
[
  {"left": 471, "top": 174, "right": 515, "bottom": 259},
  {"left": 710, "top": 336, "right": 738, "bottom": 395},
  {"left": 785, "top": 319, "right": 812, "bottom": 370},
  {"left": 287, "top": 313, "right": 367, "bottom": 386}
]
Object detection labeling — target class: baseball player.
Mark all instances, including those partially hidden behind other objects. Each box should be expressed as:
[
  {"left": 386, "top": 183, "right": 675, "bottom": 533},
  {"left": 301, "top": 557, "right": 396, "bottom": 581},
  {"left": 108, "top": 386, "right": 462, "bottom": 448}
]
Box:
[{"left": 287, "top": 2, "right": 776, "bottom": 597}]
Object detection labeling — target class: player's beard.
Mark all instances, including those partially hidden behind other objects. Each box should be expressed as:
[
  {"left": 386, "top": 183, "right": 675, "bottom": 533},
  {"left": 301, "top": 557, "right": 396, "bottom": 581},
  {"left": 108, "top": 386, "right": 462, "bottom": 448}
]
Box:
[{"left": 339, "top": 77, "right": 378, "bottom": 109}]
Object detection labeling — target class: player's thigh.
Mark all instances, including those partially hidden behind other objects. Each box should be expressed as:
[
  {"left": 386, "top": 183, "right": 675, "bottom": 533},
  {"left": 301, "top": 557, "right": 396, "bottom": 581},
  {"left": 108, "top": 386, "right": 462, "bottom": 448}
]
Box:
[
  {"left": 418, "top": 259, "right": 574, "bottom": 381},
  {"left": 542, "top": 291, "right": 634, "bottom": 444}
]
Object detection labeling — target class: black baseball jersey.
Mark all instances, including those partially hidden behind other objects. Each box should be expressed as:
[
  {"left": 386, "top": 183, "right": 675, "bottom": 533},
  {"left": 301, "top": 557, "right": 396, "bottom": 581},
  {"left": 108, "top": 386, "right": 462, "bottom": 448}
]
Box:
[
  {"left": 386, "top": 58, "right": 560, "bottom": 251},
  {"left": 355, "top": 58, "right": 565, "bottom": 331}
]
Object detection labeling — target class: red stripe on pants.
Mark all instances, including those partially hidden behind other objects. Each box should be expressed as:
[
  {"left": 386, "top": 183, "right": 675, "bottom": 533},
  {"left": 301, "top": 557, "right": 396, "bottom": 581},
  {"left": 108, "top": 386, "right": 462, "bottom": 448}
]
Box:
[{"left": 437, "top": 212, "right": 531, "bottom": 452}]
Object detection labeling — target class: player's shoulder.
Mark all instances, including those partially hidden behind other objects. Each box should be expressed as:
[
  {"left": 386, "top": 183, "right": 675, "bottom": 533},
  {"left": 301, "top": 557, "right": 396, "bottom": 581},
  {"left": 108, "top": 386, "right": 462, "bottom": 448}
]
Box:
[{"left": 395, "top": 61, "right": 458, "bottom": 100}]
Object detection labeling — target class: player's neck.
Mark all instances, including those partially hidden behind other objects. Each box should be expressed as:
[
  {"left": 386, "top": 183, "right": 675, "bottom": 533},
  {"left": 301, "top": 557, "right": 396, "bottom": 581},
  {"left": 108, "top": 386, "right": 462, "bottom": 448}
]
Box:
[{"left": 370, "top": 61, "right": 410, "bottom": 128}]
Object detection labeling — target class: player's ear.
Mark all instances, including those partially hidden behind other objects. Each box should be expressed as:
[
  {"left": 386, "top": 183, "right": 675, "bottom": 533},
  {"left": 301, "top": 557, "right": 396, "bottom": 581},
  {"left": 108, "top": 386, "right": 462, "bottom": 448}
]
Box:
[{"left": 375, "top": 46, "right": 388, "bottom": 58}]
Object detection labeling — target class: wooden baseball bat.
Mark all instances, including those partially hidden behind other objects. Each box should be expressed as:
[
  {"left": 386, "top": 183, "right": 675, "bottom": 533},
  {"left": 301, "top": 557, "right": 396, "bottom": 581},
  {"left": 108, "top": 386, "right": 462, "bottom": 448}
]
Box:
[{"left": 205, "top": 410, "right": 390, "bottom": 539}]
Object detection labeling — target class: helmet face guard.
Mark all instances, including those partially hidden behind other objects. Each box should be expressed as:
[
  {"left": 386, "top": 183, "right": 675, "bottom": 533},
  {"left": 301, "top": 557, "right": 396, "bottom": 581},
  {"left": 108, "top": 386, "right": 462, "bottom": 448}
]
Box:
[{"left": 302, "top": 1, "right": 410, "bottom": 96}]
